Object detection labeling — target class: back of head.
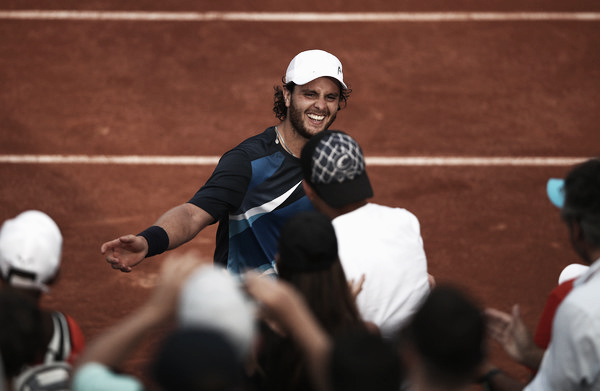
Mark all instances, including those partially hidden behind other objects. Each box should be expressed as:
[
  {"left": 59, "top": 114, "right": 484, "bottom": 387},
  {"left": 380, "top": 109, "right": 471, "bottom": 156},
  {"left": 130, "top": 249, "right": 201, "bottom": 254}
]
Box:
[
  {"left": 277, "top": 211, "right": 364, "bottom": 335},
  {"left": 151, "top": 328, "right": 244, "bottom": 391},
  {"left": 301, "top": 130, "right": 373, "bottom": 209},
  {"left": 0, "top": 289, "right": 45, "bottom": 378},
  {"left": 403, "top": 284, "right": 486, "bottom": 387},
  {"left": 330, "top": 331, "right": 402, "bottom": 391},
  {"left": 277, "top": 210, "right": 338, "bottom": 274},
  {"left": 561, "top": 157, "right": 600, "bottom": 249},
  {"left": 177, "top": 265, "right": 256, "bottom": 359},
  {"left": 0, "top": 210, "right": 62, "bottom": 292}
]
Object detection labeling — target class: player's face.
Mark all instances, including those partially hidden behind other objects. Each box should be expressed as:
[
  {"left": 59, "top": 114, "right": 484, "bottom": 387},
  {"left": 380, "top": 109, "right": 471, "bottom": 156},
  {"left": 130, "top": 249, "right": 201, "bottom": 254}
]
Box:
[{"left": 286, "top": 77, "right": 341, "bottom": 139}]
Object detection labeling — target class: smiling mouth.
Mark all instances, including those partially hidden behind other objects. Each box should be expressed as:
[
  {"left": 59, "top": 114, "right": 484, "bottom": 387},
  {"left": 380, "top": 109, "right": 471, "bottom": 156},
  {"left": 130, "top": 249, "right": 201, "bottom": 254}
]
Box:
[{"left": 307, "top": 113, "right": 325, "bottom": 121}]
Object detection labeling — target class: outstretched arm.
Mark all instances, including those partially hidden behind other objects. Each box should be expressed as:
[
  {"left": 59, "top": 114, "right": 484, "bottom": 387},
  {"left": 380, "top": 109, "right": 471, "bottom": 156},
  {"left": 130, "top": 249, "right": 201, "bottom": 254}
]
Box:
[{"left": 101, "top": 203, "right": 214, "bottom": 272}]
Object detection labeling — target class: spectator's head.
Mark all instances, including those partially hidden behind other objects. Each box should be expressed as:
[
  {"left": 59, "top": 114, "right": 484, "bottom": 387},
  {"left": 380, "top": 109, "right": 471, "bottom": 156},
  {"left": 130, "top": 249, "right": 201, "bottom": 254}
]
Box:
[
  {"left": 276, "top": 211, "right": 363, "bottom": 335},
  {"left": 400, "top": 284, "right": 486, "bottom": 389},
  {"left": 177, "top": 265, "right": 256, "bottom": 359},
  {"left": 559, "top": 158, "right": 600, "bottom": 262},
  {"left": 301, "top": 130, "right": 373, "bottom": 212},
  {"left": 0, "top": 289, "right": 46, "bottom": 379},
  {"left": 330, "top": 331, "right": 402, "bottom": 391},
  {"left": 0, "top": 210, "right": 62, "bottom": 293},
  {"left": 150, "top": 328, "right": 244, "bottom": 391}
]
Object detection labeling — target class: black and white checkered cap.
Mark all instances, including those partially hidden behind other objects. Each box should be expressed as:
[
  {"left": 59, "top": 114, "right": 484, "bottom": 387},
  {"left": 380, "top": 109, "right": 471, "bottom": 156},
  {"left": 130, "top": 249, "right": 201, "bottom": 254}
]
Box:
[
  {"left": 311, "top": 132, "right": 365, "bottom": 184},
  {"left": 301, "top": 130, "right": 373, "bottom": 208}
]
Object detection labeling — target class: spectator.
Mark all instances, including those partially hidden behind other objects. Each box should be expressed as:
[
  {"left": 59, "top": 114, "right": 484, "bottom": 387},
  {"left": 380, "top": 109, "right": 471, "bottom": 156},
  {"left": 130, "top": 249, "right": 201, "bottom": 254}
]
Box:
[
  {"left": 102, "top": 49, "right": 351, "bottom": 276},
  {"left": 483, "top": 157, "right": 600, "bottom": 391},
  {"left": 72, "top": 251, "right": 253, "bottom": 391},
  {"left": 244, "top": 271, "right": 402, "bottom": 391},
  {"left": 255, "top": 210, "right": 372, "bottom": 391},
  {"left": 329, "top": 331, "right": 401, "bottom": 391},
  {"left": 398, "top": 284, "right": 487, "bottom": 391},
  {"left": 485, "top": 177, "right": 591, "bottom": 375},
  {"left": 0, "top": 289, "right": 72, "bottom": 391},
  {"left": 300, "top": 130, "right": 431, "bottom": 339},
  {"left": 0, "top": 210, "right": 85, "bottom": 365}
]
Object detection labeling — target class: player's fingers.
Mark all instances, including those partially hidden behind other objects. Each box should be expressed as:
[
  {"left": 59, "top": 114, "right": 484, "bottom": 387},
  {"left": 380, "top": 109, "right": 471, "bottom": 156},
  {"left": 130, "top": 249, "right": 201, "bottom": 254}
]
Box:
[
  {"left": 100, "top": 238, "right": 119, "bottom": 254},
  {"left": 119, "top": 234, "right": 138, "bottom": 244}
]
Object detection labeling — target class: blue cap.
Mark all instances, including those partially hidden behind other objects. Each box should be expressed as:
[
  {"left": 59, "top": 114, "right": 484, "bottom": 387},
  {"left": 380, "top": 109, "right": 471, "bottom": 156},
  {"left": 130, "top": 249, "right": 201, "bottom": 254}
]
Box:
[{"left": 547, "top": 178, "right": 565, "bottom": 209}]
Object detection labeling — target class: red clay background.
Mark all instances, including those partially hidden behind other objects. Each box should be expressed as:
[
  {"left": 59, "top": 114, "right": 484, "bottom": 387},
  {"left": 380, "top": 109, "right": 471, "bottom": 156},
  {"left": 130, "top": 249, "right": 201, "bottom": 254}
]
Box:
[{"left": 1, "top": 2, "right": 600, "bottom": 388}]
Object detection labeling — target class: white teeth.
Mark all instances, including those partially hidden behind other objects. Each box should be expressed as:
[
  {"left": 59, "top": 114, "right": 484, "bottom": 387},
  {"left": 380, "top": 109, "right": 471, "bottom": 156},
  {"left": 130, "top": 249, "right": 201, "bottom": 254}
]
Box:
[{"left": 307, "top": 114, "right": 325, "bottom": 121}]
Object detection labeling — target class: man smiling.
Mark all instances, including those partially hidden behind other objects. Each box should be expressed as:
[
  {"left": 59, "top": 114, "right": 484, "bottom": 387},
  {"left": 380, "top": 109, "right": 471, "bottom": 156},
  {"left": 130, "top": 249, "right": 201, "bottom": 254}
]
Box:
[{"left": 102, "top": 49, "right": 351, "bottom": 275}]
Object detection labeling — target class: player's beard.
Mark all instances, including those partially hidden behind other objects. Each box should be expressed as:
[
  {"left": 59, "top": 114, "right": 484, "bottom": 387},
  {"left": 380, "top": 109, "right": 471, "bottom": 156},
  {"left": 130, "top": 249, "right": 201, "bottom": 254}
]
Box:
[{"left": 288, "top": 97, "right": 337, "bottom": 140}]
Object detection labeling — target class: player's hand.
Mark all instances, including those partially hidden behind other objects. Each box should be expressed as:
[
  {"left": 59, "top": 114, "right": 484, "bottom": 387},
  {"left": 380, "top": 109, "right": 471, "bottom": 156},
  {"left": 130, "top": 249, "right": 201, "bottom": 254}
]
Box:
[{"left": 101, "top": 234, "right": 148, "bottom": 272}]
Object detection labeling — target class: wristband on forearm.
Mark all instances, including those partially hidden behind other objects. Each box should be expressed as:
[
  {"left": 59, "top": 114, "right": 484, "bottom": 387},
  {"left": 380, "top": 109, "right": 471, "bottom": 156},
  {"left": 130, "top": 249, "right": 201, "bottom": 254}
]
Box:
[{"left": 137, "top": 226, "right": 169, "bottom": 258}]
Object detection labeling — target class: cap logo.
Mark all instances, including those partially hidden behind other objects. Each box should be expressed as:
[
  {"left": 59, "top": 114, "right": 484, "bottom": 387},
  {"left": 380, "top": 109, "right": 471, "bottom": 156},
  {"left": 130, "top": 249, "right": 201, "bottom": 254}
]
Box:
[
  {"left": 338, "top": 66, "right": 342, "bottom": 75},
  {"left": 311, "top": 133, "right": 365, "bottom": 184}
]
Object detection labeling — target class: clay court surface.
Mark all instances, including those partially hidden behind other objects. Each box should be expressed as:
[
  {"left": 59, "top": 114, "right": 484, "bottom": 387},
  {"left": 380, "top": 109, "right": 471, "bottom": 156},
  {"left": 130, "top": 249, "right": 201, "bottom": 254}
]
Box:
[{"left": 1, "top": 1, "right": 600, "bottom": 387}]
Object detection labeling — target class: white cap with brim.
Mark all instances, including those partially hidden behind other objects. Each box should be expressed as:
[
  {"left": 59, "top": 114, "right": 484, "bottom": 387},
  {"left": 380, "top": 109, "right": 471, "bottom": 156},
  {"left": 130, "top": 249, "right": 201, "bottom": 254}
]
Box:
[
  {"left": 0, "top": 210, "right": 63, "bottom": 292},
  {"left": 547, "top": 178, "right": 565, "bottom": 209},
  {"left": 285, "top": 49, "right": 347, "bottom": 89}
]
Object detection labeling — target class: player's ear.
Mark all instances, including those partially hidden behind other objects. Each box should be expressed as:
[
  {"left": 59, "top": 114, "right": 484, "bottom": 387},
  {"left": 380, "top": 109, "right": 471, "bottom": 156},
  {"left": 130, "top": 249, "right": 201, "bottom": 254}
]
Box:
[{"left": 283, "top": 86, "right": 292, "bottom": 107}]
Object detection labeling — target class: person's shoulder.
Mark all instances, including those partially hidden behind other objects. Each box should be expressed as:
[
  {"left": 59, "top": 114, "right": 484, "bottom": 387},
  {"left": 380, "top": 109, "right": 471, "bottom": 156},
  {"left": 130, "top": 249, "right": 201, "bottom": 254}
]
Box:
[
  {"left": 365, "top": 203, "right": 420, "bottom": 220},
  {"left": 219, "top": 127, "right": 277, "bottom": 162},
  {"left": 233, "top": 127, "right": 276, "bottom": 150}
]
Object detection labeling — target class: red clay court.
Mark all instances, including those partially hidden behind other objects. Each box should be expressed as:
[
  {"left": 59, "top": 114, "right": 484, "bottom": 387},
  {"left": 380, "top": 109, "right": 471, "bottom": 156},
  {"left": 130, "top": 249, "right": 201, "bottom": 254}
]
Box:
[{"left": 1, "top": 1, "right": 600, "bottom": 387}]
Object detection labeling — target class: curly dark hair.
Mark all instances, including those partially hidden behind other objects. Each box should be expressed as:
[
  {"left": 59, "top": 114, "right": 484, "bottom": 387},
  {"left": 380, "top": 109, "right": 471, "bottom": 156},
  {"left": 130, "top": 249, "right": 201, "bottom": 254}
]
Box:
[{"left": 272, "top": 79, "right": 352, "bottom": 121}]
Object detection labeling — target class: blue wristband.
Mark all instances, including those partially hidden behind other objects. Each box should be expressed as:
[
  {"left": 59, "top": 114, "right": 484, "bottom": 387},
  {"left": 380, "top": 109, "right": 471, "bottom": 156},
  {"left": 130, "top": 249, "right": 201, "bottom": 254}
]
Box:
[{"left": 137, "top": 226, "right": 169, "bottom": 258}]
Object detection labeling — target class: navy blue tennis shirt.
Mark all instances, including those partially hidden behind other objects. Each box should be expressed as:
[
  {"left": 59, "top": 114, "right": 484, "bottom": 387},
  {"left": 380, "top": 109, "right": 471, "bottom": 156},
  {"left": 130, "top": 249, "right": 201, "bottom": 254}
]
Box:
[{"left": 188, "top": 126, "right": 314, "bottom": 274}]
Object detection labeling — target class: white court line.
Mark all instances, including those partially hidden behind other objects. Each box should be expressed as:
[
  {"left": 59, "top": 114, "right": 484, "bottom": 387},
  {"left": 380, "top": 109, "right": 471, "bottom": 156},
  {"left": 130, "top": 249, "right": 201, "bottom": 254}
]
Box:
[
  {"left": 0, "top": 155, "right": 587, "bottom": 166},
  {"left": 0, "top": 10, "right": 600, "bottom": 22}
]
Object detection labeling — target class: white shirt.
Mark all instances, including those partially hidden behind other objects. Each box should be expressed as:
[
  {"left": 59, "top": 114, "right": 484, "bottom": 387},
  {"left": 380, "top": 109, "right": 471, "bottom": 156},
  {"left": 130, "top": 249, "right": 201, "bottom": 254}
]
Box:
[
  {"left": 525, "top": 257, "right": 600, "bottom": 391},
  {"left": 332, "top": 203, "right": 430, "bottom": 339}
]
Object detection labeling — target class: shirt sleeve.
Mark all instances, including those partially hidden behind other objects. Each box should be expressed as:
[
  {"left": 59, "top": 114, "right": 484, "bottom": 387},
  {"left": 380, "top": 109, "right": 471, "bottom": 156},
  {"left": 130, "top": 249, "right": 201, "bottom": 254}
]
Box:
[{"left": 188, "top": 149, "right": 252, "bottom": 221}]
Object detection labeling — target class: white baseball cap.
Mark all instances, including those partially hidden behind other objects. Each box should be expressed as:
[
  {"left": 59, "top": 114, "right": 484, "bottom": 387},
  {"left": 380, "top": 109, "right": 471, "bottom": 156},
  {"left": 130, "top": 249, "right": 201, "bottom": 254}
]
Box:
[
  {"left": 177, "top": 265, "right": 256, "bottom": 358},
  {"left": 0, "top": 210, "right": 63, "bottom": 292},
  {"left": 285, "top": 49, "right": 347, "bottom": 89}
]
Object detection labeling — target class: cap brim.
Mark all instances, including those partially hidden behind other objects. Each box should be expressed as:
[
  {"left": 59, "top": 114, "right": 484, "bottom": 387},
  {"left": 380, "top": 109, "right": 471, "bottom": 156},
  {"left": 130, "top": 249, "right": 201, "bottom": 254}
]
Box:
[
  {"left": 546, "top": 178, "right": 565, "bottom": 209},
  {"left": 287, "top": 74, "right": 347, "bottom": 89}
]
